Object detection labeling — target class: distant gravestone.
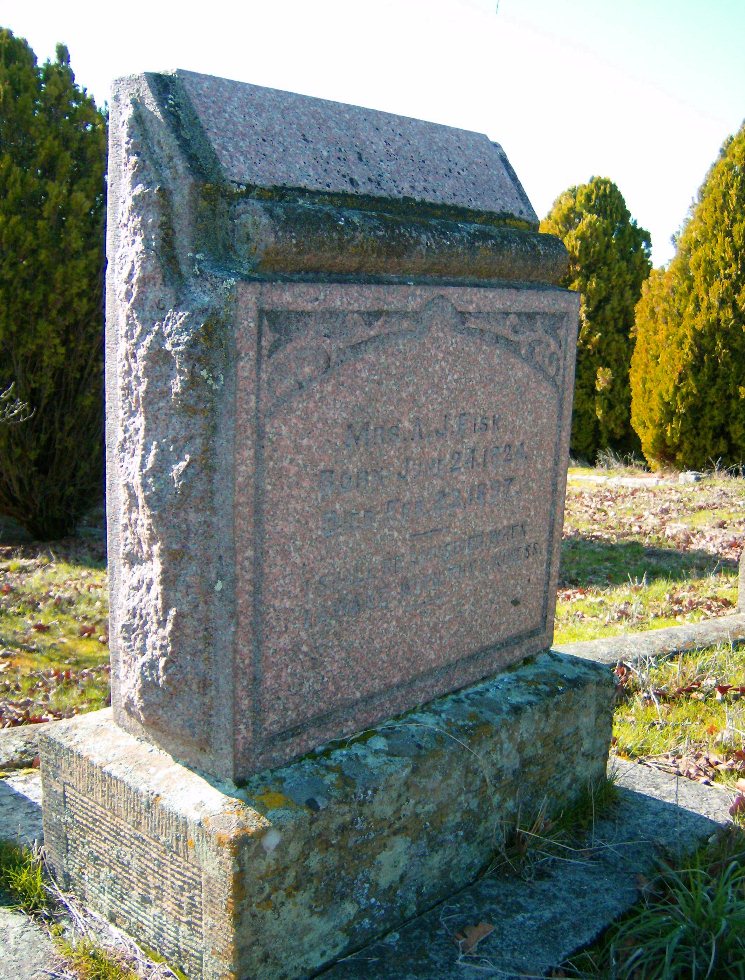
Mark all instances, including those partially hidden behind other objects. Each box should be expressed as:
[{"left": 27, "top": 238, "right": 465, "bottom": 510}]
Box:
[{"left": 41, "top": 71, "right": 613, "bottom": 980}]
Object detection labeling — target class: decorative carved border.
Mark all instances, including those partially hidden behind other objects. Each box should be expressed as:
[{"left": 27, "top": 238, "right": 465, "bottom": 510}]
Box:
[
  {"left": 260, "top": 296, "right": 564, "bottom": 419},
  {"left": 246, "top": 290, "right": 572, "bottom": 754}
]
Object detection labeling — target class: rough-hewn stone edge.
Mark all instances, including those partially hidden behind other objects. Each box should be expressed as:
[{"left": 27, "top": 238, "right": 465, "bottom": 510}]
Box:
[
  {"left": 40, "top": 652, "right": 613, "bottom": 979},
  {"left": 41, "top": 712, "right": 259, "bottom": 979},
  {"left": 554, "top": 613, "right": 745, "bottom": 665},
  {"left": 739, "top": 549, "right": 745, "bottom": 612},
  {"left": 106, "top": 73, "right": 237, "bottom": 775},
  {"left": 231, "top": 200, "right": 568, "bottom": 283}
]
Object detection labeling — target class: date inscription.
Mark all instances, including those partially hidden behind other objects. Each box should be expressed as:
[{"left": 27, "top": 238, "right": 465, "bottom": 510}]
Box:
[{"left": 295, "top": 405, "right": 542, "bottom": 630}]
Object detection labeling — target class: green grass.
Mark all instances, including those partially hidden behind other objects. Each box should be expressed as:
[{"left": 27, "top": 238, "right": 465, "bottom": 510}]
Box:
[
  {"left": 555, "top": 574, "right": 738, "bottom": 644},
  {"left": 0, "top": 537, "right": 110, "bottom": 725},
  {"left": 613, "top": 861, "right": 745, "bottom": 978},
  {"left": 0, "top": 839, "right": 51, "bottom": 914},
  {"left": 612, "top": 642, "right": 745, "bottom": 788},
  {"left": 0, "top": 556, "right": 108, "bottom": 671},
  {"left": 557, "top": 471, "right": 743, "bottom": 644},
  {"left": 554, "top": 469, "right": 745, "bottom": 978},
  {"left": 55, "top": 938, "right": 138, "bottom": 980},
  {"left": 559, "top": 826, "right": 745, "bottom": 978}
]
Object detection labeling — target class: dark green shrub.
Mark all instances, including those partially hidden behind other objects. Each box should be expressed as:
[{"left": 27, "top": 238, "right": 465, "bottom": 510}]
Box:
[
  {"left": 631, "top": 122, "right": 745, "bottom": 470},
  {"left": 541, "top": 177, "right": 651, "bottom": 461},
  {"left": 0, "top": 29, "right": 107, "bottom": 538}
]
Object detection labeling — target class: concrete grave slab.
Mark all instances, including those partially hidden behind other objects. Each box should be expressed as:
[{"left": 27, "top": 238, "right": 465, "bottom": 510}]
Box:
[
  {"left": 324, "top": 761, "right": 735, "bottom": 979},
  {"left": 0, "top": 772, "right": 44, "bottom": 848}
]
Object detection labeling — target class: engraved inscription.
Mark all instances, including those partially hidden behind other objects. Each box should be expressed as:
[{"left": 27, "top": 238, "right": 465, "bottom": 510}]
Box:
[
  {"left": 304, "top": 408, "right": 537, "bottom": 628},
  {"left": 256, "top": 296, "right": 564, "bottom": 738}
]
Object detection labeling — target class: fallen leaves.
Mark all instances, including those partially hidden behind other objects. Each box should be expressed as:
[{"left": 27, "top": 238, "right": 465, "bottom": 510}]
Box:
[
  {"left": 0, "top": 663, "right": 111, "bottom": 727},
  {"left": 563, "top": 480, "right": 745, "bottom": 562},
  {"left": 664, "top": 588, "right": 735, "bottom": 619},
  {"left": 715, "top": 684, "right": 745, "bottom": 698},
  {"left": 454, "top": 921, "right": 494, "bottom": 955},
  {"left": 640, "top": 750, "right": 745, "bottom": 785},
  {"left": 614, "top": 665, "right": 745, "bottom": 706}
]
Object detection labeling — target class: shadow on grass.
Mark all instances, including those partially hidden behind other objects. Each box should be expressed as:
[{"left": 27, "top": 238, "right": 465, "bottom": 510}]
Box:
[
  {"left": 560, "top": 536, "right": 738, "bottom": 588},
  {"left": 0, "top": 509, "right": 106, "bottom": 570}
]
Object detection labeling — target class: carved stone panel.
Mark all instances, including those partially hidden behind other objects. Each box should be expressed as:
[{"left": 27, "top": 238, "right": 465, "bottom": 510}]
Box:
[{"left": 233, "top": 283, "right": 578, "bottom": 773}]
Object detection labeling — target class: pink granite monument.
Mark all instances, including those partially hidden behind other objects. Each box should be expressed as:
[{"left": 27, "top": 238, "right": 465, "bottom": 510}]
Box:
[
  {"left": 41, "top": 72, "right": 614, "bottom": 980},
  {"left": 99, "top": 70, "right": 578, "bottom": 780}
]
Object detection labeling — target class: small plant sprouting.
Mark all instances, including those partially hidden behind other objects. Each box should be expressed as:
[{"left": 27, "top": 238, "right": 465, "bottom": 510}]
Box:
[
  {"left": 0, "top": 839, "right": 51, "bottom": 915},
  {"left": 561, "top": 826, "right": 745, "bottom": 978},
  {"left": 612, "top": 850, "right": 745, "bottom": 977},
  {"left": 484, "top": 774, "right": 620, "bottom": 879},
  {"left": 594, "top": 447, "right": 648, "bottom": 474}
]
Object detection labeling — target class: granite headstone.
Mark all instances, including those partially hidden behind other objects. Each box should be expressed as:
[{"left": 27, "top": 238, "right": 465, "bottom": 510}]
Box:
[
  {"left": 39, "top": 71, "right": 615, "bottom": 980},
  {"left": 103, "top": 70, "right": 578, "bottom": 780}
]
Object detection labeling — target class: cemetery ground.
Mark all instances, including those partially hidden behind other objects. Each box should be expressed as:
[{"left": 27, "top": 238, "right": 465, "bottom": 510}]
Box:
[
  {"left": 1, "top": 466, "right": 744, "bottom": 977},
  {"left": 2, "top": 466, "right": 743, "bottom": 758}
]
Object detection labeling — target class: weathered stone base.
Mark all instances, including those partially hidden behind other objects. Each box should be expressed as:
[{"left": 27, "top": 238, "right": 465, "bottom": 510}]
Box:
[{"left": 41, "top": 652, "right": 614, "bottom": 980}]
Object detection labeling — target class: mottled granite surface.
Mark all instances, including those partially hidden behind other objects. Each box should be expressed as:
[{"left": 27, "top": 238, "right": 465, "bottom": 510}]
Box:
[
  {"left": 105, "top": 70, "right": 577, "bottom": 780},
  {"left": 230, "top": 283, "right": 578, "bottom": 774},
  {"left": 174, "top": 70, "right": 537, "bottom": 224}
]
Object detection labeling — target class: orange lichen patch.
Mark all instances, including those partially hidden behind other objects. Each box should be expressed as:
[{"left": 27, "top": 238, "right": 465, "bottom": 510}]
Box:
[{"left": 253, "top": 790, "right": 297, "bottom": 810}]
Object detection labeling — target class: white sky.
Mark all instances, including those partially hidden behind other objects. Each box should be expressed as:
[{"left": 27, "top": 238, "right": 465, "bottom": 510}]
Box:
[{"left": 2, "top": 0, "right": 743, "bottom": 266}]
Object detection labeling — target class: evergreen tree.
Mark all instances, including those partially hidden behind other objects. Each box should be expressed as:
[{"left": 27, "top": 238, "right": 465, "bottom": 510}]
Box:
[
  {"left": 0, "top": 29, "right": 107, "bottom": 538},
  {"left": 541, "top": 178, "right": 652, "bottom": 461},
  {"left": 631, "top": 122, "right": 745, "bottom": 470}
]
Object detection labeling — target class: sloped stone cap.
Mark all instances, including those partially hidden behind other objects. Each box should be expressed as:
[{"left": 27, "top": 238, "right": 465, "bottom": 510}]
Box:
[
  {"left": 173, "top": 69, "right": 537, "bottom": 226},
  {"left": 110, "top": 70, "right": 566, "bottom": 287}
]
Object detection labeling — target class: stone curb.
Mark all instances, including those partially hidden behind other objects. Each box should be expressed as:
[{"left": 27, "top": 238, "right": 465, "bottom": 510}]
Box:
[
  {"left": 0, "top": 722, "right": 57, "bottom": 772},
  {"left": 554, "top": 612, "right": 745, "bottom": 665}
]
